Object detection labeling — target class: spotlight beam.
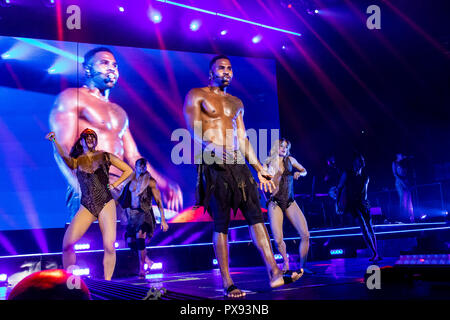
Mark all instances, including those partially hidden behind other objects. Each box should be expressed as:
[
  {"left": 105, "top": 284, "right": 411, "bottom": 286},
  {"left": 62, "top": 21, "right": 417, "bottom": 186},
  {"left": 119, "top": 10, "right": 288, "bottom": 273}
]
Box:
[
  {"left": 155, "top": 0, "right": 302, "bottom": 37},
  {"left": 13, "top": 38, "right": 83, "bottom": 62}
]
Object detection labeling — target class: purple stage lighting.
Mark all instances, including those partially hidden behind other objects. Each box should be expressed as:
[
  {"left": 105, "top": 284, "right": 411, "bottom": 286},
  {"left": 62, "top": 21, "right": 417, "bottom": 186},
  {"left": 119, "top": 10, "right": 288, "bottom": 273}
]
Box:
[
  {"left": 220, "top": 30, "right": 228, "bottom": 36},
  {"left": 314, "top": 9, "right": 319, "bottom": 14},
  {"left": 282, "top": 45, "right": 286, "bottom": 50},
  {"left": 274, "top": 254, "right": 289, "bottom": 260},
  {"left": 74, "top": 243, "right": 90, "bottom": 250},
  {"left": 118, "top": 6, "right": 125, "bottom": 12},
  {"left": 252, "top": 35, "right": 262, "bottom": 44},
  {"left": 149, "top": 9, "right": 162, "bottom": 23},
  {"left": 190, "top": 20, "right": 201, "bottom": 31},
  {"left": 72, "top": 268, "right": 90, "bottom": 276},
  {"left": 150, "top": 262, "right": 163, "bottom": 270},
  {"left": 145, "top": 273, "right": 163, "bottom": 279}
]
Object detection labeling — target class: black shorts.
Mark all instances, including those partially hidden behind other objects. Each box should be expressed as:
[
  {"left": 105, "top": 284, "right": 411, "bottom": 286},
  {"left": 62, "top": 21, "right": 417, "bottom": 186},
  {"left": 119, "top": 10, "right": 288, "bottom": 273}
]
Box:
[{"left": 198, "top": 162, "right": 265, "bottom": 234}]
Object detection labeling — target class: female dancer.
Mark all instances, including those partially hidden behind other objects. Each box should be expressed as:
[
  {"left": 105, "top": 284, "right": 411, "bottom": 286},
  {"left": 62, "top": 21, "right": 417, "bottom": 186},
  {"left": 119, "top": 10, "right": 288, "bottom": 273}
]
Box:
[
  {"left": 264, "top": 139, "right": 310, "bottom": 273},
  {"left": 336, "top": 153, "right": 380, "bottom": 261},
  {"left": 46, "top": 128, "right": 133, "bottom": 280}
]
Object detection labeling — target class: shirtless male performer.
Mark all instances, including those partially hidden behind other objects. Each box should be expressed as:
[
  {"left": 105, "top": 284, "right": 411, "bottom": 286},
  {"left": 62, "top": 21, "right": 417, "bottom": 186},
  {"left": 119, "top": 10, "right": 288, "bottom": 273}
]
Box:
[
  {"left": 118, "top": 158, "right": 169, "bottom": 278},
  {"left": 49, "top": 47, "right": 182, "bottom": 218},
  {"left": 183, "top": 55, "right": 302, "bottom": 298}
]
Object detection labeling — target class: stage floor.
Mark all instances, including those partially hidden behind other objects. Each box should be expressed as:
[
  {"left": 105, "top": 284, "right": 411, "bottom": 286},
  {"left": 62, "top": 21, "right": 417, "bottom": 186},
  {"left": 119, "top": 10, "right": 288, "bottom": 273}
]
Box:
[{"left": 84, "top": 257, "right": 450, "bottom": 300}]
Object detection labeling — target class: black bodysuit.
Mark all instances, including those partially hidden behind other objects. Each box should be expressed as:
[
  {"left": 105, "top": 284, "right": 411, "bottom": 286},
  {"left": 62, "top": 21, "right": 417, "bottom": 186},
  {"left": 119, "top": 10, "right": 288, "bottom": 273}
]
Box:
[
  {"left": 76, "top": 152, "right": 113, "bottom": 217},
  {"left": 269, "top": 157, "right": 295, "bottom": 212}
]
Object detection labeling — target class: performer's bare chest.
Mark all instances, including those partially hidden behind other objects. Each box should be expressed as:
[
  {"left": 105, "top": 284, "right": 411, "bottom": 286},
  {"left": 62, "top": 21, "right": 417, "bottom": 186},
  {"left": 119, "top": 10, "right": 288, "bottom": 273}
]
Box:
[
  {"left": 201, "top": 93, "right": 242, "bottom": 121},
  {"left": 79, "top": 96, "right": 128, "bottom": 132}
]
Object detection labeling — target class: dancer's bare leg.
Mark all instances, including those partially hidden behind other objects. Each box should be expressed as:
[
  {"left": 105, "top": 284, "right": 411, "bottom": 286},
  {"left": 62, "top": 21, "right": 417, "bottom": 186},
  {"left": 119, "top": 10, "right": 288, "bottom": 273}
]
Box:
[
  {"left": 249, "top": 222, "right": 301, "bottom": 288},
  {"left": 285, "top": 201, "right": 310, "bottom": 269},
  {"left": 268, "top": 202, "right": 289, "bottom": 271},
  {"left": 213, "top": 231, "right": 245, "bottom": 298},
  {"left": 62, "top": 206, "right": 96, "bottom": 270},
  {"left": 137, "top": 230, "right": 149, "bottom": 276},
  {"left": 355, "top": 211, "right": 379, "bottom": 260},
  {"left": 98, "top": 200, "right": 117, "bottom": 280}
]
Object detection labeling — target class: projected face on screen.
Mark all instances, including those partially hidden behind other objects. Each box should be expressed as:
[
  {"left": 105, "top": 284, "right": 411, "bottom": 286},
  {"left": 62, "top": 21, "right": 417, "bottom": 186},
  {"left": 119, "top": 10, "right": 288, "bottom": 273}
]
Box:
[
  {"left": 83, "top": 50, "right": 119, "bottom": 90},
  {"left": 0, "top": 36, "right": 280, "bottom": 232}
]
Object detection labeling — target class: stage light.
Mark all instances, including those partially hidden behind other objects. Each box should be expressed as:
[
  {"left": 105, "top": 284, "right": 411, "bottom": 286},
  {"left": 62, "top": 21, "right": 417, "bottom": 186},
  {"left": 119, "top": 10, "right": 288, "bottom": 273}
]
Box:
[
  {"left": 330, "top": 249, "right": 344, "bottom": 255},
  {"left": 282, "top": 45, "right": 286, "bottom": 50},
  {"left": 41, "top": 0, "right": 55, "bottom": 6},
  {"left": 145, "top": 273, "right": 163, "bottom": 279},
  {"left": 144, "top": 263, "right": 149, "bottom": 270},
  {"left": 150, "top": 262, "right": 163, "bottom": 270},
  {"left": 14, "top": 38, "right": 82, "bottom": 62},
  {"left": 148, "top": 7, "right": 162, "bottom": 23},
  {"left": 0, "top": 274, "right": 7, "bottom": 282},
  {"left": 306, "top": 9, "right": 319, "bottom": 15},
  {"left": 420, "top": 214, "right": 427, "bottom": 220},
  {"left": 252, "top": 35, "right": 262, "bottom": 44},
  {"left": 212, "top": 258, "right": 218, "bottom": 265},
  {"left": 190, "top": 20, "right": 201, "bottom": 31},
  {"left": 155, "top": 0, "right": 301, "bottom": 37},
  {"left": 72, "top": 268, "right": 90, "bottom": 276},
  {"left": 288, "top": 4, "right": 292, "bottom": 9},
  {"left": 114, "top": 242, "right": 119, "bottom": 248},
  {"left": 0, "top": 0, "right": 12, "bottom": 8},
  {"left": 1, "top": 43, "right": 34, "bottom": 60},
  {"left": 220, "top": 30, "right": 228, "bottom": 36},
  {"left": 74, "top": 243, "right": 90, "bottom": 250},
  {"left": 47, "top": 57, "right": 75, "bottom": 74},
  {"left": 274, "top": 254, "right": 289, "bottom": 260},
  {"left": 118, "top": 6, "right": 125, "bottom": 12}
]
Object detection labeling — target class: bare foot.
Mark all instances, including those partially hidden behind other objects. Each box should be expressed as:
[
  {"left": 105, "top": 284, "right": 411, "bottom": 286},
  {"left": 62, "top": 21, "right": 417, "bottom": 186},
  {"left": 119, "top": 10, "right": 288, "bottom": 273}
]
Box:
[
  {"left": 270, "top": 269, "right": 303, "bottom": 288},
  {"left": 224, "top": 284, "right": 246, "bottom": 298}
]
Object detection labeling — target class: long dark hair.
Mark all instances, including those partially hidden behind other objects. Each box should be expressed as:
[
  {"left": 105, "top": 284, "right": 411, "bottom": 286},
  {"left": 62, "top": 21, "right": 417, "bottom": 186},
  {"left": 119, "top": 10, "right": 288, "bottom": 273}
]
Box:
[
  {"left": 69, "top": 128, "right": 98, "bottom": 159},
  {"left": 69, "top": 137, "right": 84, "bottom": 159}
]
